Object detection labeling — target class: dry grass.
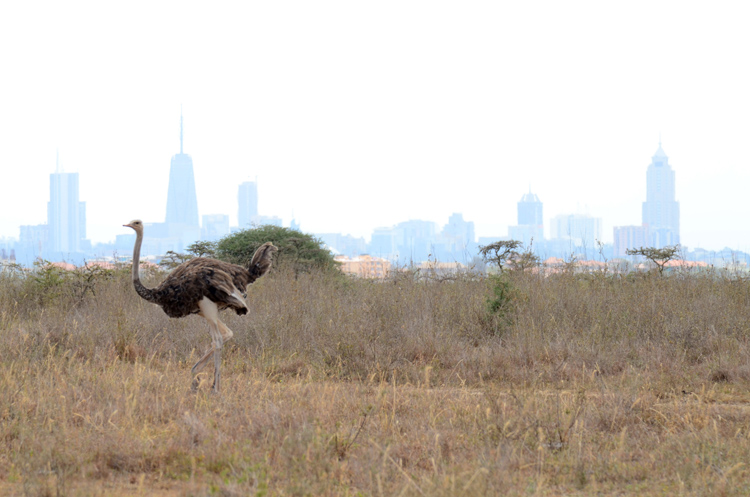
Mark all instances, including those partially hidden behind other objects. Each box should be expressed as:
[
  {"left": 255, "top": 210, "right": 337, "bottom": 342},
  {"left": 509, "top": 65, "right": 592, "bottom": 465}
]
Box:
[{"left": 1, "top": 265, "right": 750, "bottom": 495}]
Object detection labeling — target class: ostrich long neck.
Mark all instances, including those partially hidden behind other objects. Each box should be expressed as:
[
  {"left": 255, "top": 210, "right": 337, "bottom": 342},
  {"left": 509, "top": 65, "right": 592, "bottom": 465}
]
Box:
[{"left": 132, "top": 229, "right": 157, "bottom": 302}]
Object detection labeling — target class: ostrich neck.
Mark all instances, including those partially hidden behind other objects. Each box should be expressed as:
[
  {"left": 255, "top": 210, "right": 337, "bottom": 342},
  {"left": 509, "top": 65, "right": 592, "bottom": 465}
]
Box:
[{"left": 132, "top": 229, "right": 156, "bottom": 302}]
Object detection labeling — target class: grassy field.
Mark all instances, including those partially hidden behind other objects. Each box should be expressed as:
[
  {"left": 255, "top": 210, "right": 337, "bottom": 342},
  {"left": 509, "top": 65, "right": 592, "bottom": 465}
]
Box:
[{"left": 1, "top": 263, "right": 750, "bottom": 496}]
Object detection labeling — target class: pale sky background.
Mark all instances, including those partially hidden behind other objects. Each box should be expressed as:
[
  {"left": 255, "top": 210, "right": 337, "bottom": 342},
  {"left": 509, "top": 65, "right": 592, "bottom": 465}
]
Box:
[{"left": 1, "top": 1, "right": 749, "bottom": 251}]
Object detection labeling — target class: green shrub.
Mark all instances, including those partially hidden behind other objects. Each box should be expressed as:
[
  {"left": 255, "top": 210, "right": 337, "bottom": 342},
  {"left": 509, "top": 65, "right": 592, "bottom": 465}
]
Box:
[{"left": 216, "top": 225, "right": 339, "bottom": 275}]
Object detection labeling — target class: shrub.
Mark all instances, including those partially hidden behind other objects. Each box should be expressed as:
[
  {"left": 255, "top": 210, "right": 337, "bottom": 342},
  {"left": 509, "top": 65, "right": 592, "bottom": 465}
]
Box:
[{"left": 215, "top": 225, "right": 338, "bottom": 274}]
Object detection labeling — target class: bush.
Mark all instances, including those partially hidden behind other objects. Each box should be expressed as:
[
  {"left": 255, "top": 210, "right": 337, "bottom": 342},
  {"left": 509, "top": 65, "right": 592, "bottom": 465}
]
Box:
[{"left": 215, "top": 225, "right": 339, "bottom": 274}]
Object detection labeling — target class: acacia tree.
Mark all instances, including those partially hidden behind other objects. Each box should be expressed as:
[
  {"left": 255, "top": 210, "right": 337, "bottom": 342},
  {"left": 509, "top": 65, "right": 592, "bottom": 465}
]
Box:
[
  {"left": 186, "top": 240, "right": 217, "bottom": 258},
  {"left": 507, "top": 247, "right": 541, "bottom": 272},
  {"left": 626, "top": 245, "right": 680, "bottom": 276},
  {"left": 158, "top": 250, "right": 192, "bottom": 270},
  {"left": 478, "top": 240, "right": 523, "bottom": 272}
]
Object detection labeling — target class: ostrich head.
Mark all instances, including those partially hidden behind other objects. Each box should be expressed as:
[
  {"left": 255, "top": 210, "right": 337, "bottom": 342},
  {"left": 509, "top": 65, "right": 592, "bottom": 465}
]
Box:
[{"left": 124, "top": 219, "right": 144, "bottom": 234}]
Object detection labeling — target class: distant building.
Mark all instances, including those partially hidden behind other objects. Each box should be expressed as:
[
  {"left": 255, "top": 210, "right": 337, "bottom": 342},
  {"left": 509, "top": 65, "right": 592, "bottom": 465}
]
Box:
[
  {"left": 317, "top": 233, "right": 367, "bottom": 257},
  {"left": 517, "top": 190, "right": 543, "bottom": 226},
  {"left": 369, "top": 227, "right": 399, "bottom": 259},
  {"left": 550, "top": 214, "right": 602, "bottom": 251},
  {"left": 18, "top": 224, "right": 49, "bottom": 261},
  {"left": 335, "top": 254, "right": 391, "bottom": 278},
  {"left": 642, "top": 141, "right": 680, "bottom": 248},
  {"left": 238, "top": 180, "right": 258, "bottom": 229},
  {"left": 1, "top": 236, "right": 16, "bottom": 261},
  {"left": 47, "top": 153, "right": 86, "bottom": 254},
  {"left": 368, "top": 214, "right": 477, "bottom": 264},
  {"left": 115, "top": 220, "right": 200, "bottom": 257},
  {"left": 202, "top": 214, "right": 230, "bottom": 241},
  {"left": 442, "top": 213, "right": 475, "bottom": 246},
  {"left": 395, "top": 219, "right": 437, "bottom": 263},
  {"left": 508, "top": 189, "right": 544, "bottom": 246},
  {"left": 165, "top": 110, "right": 199, "bottom": 229},
  {"left": 436, "top": 213, "right": 476, "bottom": 261},
  {"left": 133, "top": 110, "right": 203, "bottom": 255},
  {"left": 613, "top": 225, "right": 650, "bottom": 258}
]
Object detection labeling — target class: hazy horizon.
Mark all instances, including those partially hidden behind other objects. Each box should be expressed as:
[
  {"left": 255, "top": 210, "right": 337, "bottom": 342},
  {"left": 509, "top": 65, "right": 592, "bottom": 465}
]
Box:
[{"left": 2, "top": 2, "right": 749, "bottom": 251}]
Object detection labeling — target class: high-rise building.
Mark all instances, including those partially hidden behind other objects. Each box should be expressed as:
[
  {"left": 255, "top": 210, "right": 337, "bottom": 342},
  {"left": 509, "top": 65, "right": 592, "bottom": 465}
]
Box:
[
  {"left": 238, "top": 180, "right": 259, "bottom": 228},
  {"left": 395, "top": 219, "right": 436, "bottom": 263},
  {"left": 613, "top": 225, "right": 650, "bottom": 258},
  {"left": 442, "top": 213, "right": 475, "bottom": 246},
  {"left": 47, "top": 153, "right": 86, "bottom": 254},
  {"left": 642, "top": 142, "right": 680, "bottom": 248},
  {"left": 436, "top": 213, "right": 476, "bottom": 262},
  {"left": 165, "top": 111, "right": 199, "bottom": 228},
  {"left": 550, "top": 213, "right": 602, "bottom": 250},
  {"left": 201, "top": 214, "right": 230, "bottom": 241},
  {"left": 509, "top": 190, "right": 544, "bottom": 246},
  {"left": 369, "top": 227, "right": 398, "bottom": 259},
  {"left": 19, "top": 224, "right": 49, "bottom": 261},
  {"left": 316, "top": 233, "right": 367, "bottom": 257},
  {"left": 517, "top": 190, "right": 543, "bottom": 226}
]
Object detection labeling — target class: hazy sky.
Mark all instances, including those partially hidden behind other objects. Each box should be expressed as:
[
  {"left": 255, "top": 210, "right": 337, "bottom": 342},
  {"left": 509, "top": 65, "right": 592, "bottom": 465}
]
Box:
[{"left": 1, "top": 2, "right": 749, "bottom": 251}]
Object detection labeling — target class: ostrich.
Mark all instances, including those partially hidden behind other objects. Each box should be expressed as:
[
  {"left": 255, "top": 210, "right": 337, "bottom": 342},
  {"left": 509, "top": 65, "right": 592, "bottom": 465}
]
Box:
[{"left": 124, "top": 219, "right": 277, "bottom": 393}]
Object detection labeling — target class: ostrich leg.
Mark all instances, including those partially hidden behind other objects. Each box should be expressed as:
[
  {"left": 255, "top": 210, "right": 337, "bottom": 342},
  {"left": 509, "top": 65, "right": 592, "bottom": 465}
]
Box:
[
  {"left": 195, "top": 298, "right": 225, "bottom": 393},
  {"left": 191, "top": 317, "right": 235, "bottom": 392}
]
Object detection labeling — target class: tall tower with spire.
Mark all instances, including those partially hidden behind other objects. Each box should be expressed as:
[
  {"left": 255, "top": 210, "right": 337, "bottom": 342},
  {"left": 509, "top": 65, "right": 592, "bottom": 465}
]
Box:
[
  {"left": 165, "top": 109, "right": 199, "bottom": 228},
  {"left": 642, "top": 141, "right": 680, "bottom": 248}
]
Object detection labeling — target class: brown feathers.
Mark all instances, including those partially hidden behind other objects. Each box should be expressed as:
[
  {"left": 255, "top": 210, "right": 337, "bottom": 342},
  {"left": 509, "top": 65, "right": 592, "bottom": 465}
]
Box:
[{"left": 125, "top": 220, "right": 277, "bottom": 319}]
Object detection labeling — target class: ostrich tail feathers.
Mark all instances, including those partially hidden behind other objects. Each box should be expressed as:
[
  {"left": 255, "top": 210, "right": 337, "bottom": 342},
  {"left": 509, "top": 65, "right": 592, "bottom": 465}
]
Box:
[{"left": 248, "top": 242, "right": 277, "bottom": 280}]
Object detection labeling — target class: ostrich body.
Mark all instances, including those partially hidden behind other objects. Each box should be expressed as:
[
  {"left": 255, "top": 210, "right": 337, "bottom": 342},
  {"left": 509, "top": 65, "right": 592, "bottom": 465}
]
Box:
[{"left": 124, "top": 220, "right": 277, "bottom": 392}]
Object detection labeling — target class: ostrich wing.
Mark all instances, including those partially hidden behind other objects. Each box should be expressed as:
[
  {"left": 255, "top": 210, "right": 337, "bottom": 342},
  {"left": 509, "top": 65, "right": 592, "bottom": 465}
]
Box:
[{"left": 151, "top": 260, "right": 247, "bottom": 317}]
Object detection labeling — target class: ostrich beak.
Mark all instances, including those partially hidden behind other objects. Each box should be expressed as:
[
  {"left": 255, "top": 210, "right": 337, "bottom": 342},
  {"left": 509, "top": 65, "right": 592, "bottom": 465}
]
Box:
[{"left": 124, "top": 223, "right": 132, "bottom": 228}]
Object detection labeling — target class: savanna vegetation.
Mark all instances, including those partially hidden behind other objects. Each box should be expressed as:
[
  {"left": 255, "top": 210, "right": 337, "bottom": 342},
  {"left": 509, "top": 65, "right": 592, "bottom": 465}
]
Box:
[{"left": 1, "top": 255, "right": 750, "bottom": 495}]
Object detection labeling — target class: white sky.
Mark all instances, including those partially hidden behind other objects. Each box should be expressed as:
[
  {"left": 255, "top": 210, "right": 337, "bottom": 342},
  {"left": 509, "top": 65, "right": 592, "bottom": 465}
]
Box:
[{"left": 1, "top": 1, "right": 749, "bottom": 251}]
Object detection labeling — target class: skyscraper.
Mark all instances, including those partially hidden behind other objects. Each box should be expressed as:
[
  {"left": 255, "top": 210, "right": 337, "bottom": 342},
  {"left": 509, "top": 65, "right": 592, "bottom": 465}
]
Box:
[
  {"left": 47, "top": 153, "right": 85, "bottom": 254},
  {"left": 438, "top": 213, "right": 476, "bottom": 261},
  {"left": 509, "top": 190, "right": 544, "bottom": 246},
  {"left": 613, "top": 225, "right": 649, "bottom": 258},
  {"left": 201, "top": 214, "right": 230, "bottom": 241},
  {"left": 642, "top": 142, "right": 680, "bottom": 248},
  {"left": 237, "top": 180, "right": 258, "bottom": 228},
  {"left": 442, "top": 213, "right": 475, "bottom": 245},
  {"left": 550, "top": 214, "right": 602, "bottom": 250},
  {"left": 517, "top": 190, "right": 543, "bottom": 226},
  {"left": 165, "top": 110, "right": 199, "bottom": 228}
]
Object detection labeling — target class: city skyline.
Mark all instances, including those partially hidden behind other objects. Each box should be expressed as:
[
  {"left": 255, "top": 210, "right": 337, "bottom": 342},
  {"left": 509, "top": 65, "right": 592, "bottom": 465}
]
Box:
[
  {"left": 0, "top": 139, "right": 735, "bottom": 255},
  {"left": 1, "top": 136, "right": 748, "bottom": 266},
  {"left": 1, "top": 2, "right": 749, "bottom": 252}
]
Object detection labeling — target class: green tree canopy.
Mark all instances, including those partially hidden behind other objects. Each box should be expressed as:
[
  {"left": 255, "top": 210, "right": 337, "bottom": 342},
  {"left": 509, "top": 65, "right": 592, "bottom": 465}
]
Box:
[
  {"left": 186, "top": 240, "right": 217, "bottom": 258},
  {"left": 215, "top": 225, "right": 338, "bottom": 274}
]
